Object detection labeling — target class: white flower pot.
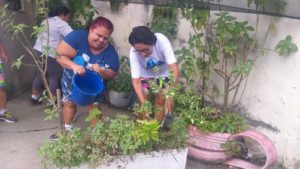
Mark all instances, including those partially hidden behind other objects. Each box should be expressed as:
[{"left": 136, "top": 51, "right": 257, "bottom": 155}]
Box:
[
  {"left": 70, "top": 148, "right": 188, "bottom": 169},
  {"left": 108, "top": 90, "right": 133, "bottom": 107}
]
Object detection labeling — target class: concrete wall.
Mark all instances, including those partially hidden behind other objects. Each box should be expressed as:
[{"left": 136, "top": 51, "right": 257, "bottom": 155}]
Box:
[
  {"left": 241, "top": 14, "right": 300, "bottom": 168},
  {"left": 0, "top": 0, "right": 36, "bottom": 98},
  {"left": 91, "top": 1, "right": 300, "bottom": 168}
]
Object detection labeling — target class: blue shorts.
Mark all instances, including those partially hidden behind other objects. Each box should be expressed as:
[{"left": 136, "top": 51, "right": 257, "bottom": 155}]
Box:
[{"left": 61, "top": 69, "right": 104, "bottom": 104}]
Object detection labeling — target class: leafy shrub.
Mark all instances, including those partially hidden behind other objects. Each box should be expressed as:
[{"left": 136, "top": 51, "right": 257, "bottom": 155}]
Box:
[
  {"left": 175, "top": 90, "right": 247, "bottom": 133},
  {"left": 39, "top": 115, "right": 188, "bottom": 168},
  {"left": 39, "top": 129, "right": 89, "bottom": 168},
  {"left": 106, "top": 72, "right": 132, "bottom": 92}
]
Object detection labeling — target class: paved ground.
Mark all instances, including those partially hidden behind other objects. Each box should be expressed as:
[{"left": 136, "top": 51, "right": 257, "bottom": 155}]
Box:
[{"left": 0, "top": 92, "right": 232, "bottom": 169}]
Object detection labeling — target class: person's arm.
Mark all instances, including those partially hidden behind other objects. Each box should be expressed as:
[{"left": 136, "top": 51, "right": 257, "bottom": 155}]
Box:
[
  {"left": 0, "top": 39, "right": 9, "bottom": 63},
  {"left": 56, "top": 40, "right": 85, "bottom": 75},
  {"left": 168, "top": 63, "right": 180, "bottom": 83},
  {"left": 132, "top": 78, "right": 145, "bottom": 104},
  {"left": 129, "top": 49, "right": 144, "bottom": 103}
]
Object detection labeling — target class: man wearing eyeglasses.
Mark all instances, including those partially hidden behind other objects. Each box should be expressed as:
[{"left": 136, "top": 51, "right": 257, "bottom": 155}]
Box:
[{"left": 128, "top": 26, "right": 180, "bottom": 124}]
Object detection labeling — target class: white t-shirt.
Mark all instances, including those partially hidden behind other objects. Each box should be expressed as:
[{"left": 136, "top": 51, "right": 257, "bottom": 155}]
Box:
[
  {"left": 33, "top": 16, "right": 73, "bottom": 58},
  {"left": 129, "top": 33, "right": 176, "bottom": 78}
]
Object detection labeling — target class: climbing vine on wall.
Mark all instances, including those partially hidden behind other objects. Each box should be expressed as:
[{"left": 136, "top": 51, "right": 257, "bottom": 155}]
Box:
[{"left": 150, "top": 6, "right": 178, "bottom": 40}]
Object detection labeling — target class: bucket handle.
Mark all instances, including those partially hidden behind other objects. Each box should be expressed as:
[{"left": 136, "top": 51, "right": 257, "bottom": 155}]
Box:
[
  {"left": 73, "top": 69, "right": 104, "bottom": 96},
  {"left": 74, "top": 68, "right": 104, "bottom": 82}
]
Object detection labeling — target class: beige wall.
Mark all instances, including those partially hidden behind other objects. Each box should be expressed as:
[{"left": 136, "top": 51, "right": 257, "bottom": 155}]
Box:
[
  {"left": 0, "top": 1, "right": 36, "bottom": 98},
  {"left": 240, "top": 14, "right": 300, "bottom": 168},
  {"left": 92, "top": 1, "right": 300, "bottom": 168}
]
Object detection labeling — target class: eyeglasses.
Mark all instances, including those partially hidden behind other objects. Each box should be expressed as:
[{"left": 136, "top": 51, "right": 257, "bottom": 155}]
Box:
[{"left": 134, "top": 47, "right": 150, "bottom": 54}]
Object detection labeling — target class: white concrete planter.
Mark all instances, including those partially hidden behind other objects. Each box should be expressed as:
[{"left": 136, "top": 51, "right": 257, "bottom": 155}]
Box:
[
  {"left": 108, "top": 90, "right": 133, "bottom": 108},
  {"left": 71, "top": 148, "right": 188, "bottom": 169}
]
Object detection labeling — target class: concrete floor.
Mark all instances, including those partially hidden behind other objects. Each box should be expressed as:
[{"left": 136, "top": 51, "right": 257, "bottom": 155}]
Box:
[{"left": 0, "top": 92, "right": 232, "bottom": 169}]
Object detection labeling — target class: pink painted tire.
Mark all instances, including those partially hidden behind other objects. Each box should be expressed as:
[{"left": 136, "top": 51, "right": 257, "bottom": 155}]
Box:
[
  {"left": 188, "top": 146, "right": 233, "bottom": 164},
  {"left": 187, "top": 125, "right": 233, "bottom": 164},
  {"left": 188, "top": 125, "right": 231, "bottom": 151},
  {"left": 225, "top": 130, "right": 277, "bottom": 169}
]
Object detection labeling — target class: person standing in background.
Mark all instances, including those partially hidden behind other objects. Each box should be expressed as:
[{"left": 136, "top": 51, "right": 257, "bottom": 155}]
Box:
[
  {"left": 31, "top": 6, "right": 73, "bottom": 105},
  {"left": 0, "top": 38, "right": 17, "bottom": 123}
]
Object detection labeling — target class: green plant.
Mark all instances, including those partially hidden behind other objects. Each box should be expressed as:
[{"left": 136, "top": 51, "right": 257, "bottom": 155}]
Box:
[
  {"left": 106, "top": 71, "right": 132, "bottom": 92},
  {"left": 175, "top": 90, "right": 247, "bottom": 133},
  {"left": 149, "top": 74, "right": 179, "bottom": 99},
  {"left": 135, "top": 100, "right": 153, "bottom": 115},
  {"left": 150, "top": 6, "right": 178, "bottom": 39},
  {"left": 0, "top": 3, "right": 60, "bottom": 120},
  {"left": 106, "top": 56, "right": 132, "bottom": 92},
  {"left": 175, "top": 1, "right": 297, "bottom": 133},
  {"left": 110, "top": 0, "right": 121, "bottom": 12},
  {"left": 221, "top": 140, "right": 248, "bottom": 158},
  {"left": 39, "top": 115, "right": 188, "bottom": 168},
  {"left": 247, "top": 0, "right": 287, "bottom": 13},
  {"left": 39, "top": 129, "right": 89, "bottom": 168},
  {"left": 134, "top": 120, "right": 160, "bottom": 145},
  {"left": 66, "top": 0, "right": 98, "bottom": 29},
  {"left": 176, "top": 4, "right": 298, "bottom": 112},
  {"left": 158, "top": 117, "right": 188, "bottom": 149},
  {"left": 275, "top": 35, "right": 298, "bottom": 56},
  {"left": 0, "top": 0, "right": 99, "bottom": 126},
  {"left": 84, "top": 107, "right": 102, "bottom": 122}
]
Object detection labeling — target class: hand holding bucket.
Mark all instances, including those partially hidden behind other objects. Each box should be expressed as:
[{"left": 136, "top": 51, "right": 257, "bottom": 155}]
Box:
[{"left": 72, "top": 69, "right": 104, "bottom": 106}]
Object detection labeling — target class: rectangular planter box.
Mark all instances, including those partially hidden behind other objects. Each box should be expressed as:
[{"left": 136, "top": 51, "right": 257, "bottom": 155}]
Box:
[{"left": 70, "top": 148, "right": 188, "bottom": 169}]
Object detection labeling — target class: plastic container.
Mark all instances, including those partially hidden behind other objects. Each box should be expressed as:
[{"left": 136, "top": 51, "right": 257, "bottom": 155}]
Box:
[
  {"left": 72, "top": 70, "right": 104, "bottom": 106},
  {"left": 72, "top": 55, "right": 85, "bottom": 66}
]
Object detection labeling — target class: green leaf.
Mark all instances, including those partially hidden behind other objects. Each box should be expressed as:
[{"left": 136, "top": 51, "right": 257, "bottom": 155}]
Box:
[
  {"left": 11, "top": 55, "right": 25, "bottom": 70},
  {"left": 85, "top": 108, "right": 101, "bottom": 122},
  {"left": 275, "top": 35, "right": 298, "bottom": 56}
]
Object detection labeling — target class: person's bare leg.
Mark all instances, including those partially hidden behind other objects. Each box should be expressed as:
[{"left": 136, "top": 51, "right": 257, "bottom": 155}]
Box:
[
  {"left": 62, "top": 101, "right": 76, "bottom": 125},
  {"left": 87, "top": 103, "right": 102, "bottom": 126},
  {"left": 165, "top": 97, "right": 174, "bottom": 113},
  {"left": 0, "top": 88, "right": 17, "bottom": 123},
  {"left": 0, "top": 89, "right": 6, "bottom": 109},
  {"left": 32, "top": 89, "right": 39, "bottom": 96},
  {"left": 154, "top": 91, "right": 165, "bottom": 122}
]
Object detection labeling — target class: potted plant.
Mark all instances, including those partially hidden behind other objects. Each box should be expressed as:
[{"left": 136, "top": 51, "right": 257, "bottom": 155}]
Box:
[
  {"left": 107, "top": 71, "right": 133, "bottom": 108},
  {"left": 106, "top": 56, "right": 134, "bottom": 108},
  {"left": 174, "top": 90, "right": 247, "bottom": 163},
  {"left": 39, "top": 108, "right": 189, "bottom": 169}
]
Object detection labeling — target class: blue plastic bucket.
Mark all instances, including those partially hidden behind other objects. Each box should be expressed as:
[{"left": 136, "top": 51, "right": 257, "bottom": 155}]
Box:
[{"left": 72, "top": 70, "right": 104, "bottom": 106}]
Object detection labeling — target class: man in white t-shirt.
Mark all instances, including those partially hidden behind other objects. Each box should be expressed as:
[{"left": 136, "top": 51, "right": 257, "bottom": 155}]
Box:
[
  {"left": 31, "top": 6, "right": 73, "bottom": 105},
  {"left": 128, "top": 26, "right": 179, "bottom": 123}
]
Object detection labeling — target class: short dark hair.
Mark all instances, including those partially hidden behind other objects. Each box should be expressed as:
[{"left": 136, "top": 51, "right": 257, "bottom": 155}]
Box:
[
  {"left": 49, "top": 6, "right": 71, "bottom": 17},
  {"left": 128, "top": 26, "right": 157, "bottom": 46},
  {"left": 87, "top": 16, "right": 114, "bottom": 33}
]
